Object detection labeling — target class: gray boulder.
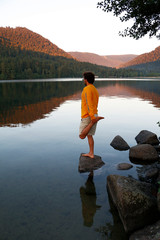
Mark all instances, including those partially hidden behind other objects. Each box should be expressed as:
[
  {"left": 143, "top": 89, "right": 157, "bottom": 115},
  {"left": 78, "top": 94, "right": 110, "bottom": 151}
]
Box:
[
  {"left": 78, "top": 154, "right": 105, "bottom": 173},
  {"left": 158, "top": 193, "right": 160, "bottom": 212},
  {"left": 129, "top": 220, "right": 160, "bottom": 240},
  {"left": 129, "top": 144, "right": 159, "bottom": 164},
  {"left": 135, "top": 130, "right": 159, "bottom": 145},
  {"left": 110, "top": 135, "right": 130, "bottom": 151},
  {"left": 107, "top": 175, "right": 157, "bottom": 233},
  {"left": 117, "top": 163, "right": 133, "bottom": 170}
]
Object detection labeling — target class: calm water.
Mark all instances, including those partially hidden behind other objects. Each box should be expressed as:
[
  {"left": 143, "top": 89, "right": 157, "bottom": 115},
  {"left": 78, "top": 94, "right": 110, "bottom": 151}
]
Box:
[{"left": 0, "top": 78, "right": 160, "bottom": 240}]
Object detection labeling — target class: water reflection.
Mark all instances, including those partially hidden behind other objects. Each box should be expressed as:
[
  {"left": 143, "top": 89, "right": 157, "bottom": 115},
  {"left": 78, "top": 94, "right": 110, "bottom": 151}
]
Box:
[
  {"left": 95, "top": 193, "right": 127, "bottom": 240},
  {"left": 1, "top": 80, "right": 160, "bottom": 127},
  {"left": 80, "top": 171, "right": 101, "bottom": 227}
]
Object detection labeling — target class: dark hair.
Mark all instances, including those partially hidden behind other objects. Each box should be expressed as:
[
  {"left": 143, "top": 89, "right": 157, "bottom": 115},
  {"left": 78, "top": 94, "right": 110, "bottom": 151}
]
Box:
[{"left": 83, "top": 71, "right": 95, "bottom": 84}]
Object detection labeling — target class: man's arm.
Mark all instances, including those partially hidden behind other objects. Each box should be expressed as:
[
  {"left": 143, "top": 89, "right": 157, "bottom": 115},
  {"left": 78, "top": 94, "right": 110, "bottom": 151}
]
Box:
[{"left": 85, "top": 89, "right": 96, "bottom": 121}]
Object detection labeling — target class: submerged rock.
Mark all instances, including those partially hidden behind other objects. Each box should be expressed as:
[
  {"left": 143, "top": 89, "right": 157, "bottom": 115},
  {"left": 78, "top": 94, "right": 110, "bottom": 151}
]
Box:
[
  {"left": 110, "top": 135, "right": 130, "bottom": 151},
  {"left": 129, "top": 220, "right": 160, "bottom": 240},
  {"left": 117, "top": 163, "right": 133, "bottom": 170},
  {"left": 107, "top": 175, "right": 158, "bottom": 233},
  {"left": 135, "top": 130, "right": 159, "bottom": 145},
  {"left": 129, "top": 144, "right": 159, "bottom": 164},
  {"left": 78, "top": 154, "right": 105, "bottom": 173}
]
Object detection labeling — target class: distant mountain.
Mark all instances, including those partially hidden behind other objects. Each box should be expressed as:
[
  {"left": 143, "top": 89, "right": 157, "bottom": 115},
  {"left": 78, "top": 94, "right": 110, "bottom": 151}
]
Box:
[
  {"left": 119, "top": 46, "right": 160, "bottom": 69},
  {"left": 69, "top": 52, "right": 138, "bottom": 68},
  {"left": 0, "top": 27, "right": 73, "bottom": 59}
]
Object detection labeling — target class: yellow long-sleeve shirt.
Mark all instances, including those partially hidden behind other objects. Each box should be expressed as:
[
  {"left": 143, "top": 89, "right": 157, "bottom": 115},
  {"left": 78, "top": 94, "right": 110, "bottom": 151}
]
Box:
[{"left": 81, "top": 84, "right": 99, "bottom": 120}]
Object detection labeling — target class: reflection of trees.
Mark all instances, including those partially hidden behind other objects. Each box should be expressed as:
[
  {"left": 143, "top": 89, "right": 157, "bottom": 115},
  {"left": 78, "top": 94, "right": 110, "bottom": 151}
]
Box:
[
  {"left": 80, "top": 172, "right": 101, "bottom": 227},
  {"left": 1, "top": 80, "right": 160, "bottom": 127},
  {"left": 95, "top": 192, "right": 128, "bottom": 240}
]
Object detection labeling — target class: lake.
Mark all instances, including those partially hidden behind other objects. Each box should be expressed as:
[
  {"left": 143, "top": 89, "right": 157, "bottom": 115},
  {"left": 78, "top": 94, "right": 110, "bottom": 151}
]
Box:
[{"left": 0, "top": 78, "right": 160, "bottom": 240}]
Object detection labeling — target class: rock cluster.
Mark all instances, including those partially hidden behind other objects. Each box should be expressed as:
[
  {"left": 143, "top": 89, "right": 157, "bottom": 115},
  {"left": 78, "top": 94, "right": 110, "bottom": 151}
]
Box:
[{"left": 109, "top": 130, "right": 160, "bottom": 239}]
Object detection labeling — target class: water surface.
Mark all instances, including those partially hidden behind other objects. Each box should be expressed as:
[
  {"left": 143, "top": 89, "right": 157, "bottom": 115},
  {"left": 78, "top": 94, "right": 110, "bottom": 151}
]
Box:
[{"left": 0, "top": 79, "right": 160, "bottom": 240}]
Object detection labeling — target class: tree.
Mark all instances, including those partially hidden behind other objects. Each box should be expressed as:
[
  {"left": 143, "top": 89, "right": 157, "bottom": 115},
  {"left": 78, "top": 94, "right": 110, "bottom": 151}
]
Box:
[{"left": 97, "top": 0, "right": 160, "bottom": 39}]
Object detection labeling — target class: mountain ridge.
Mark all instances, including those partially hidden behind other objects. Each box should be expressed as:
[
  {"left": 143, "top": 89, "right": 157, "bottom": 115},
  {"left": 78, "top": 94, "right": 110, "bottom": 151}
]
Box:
[
  {"left": 119, "top": 46, "right": 160, "bottom": 68},
  {"left": 0, "top": 27, "right": 73, "bottom": 59},
  {"left": 69, "top": 51, "right": 138, "bottom": 68}
]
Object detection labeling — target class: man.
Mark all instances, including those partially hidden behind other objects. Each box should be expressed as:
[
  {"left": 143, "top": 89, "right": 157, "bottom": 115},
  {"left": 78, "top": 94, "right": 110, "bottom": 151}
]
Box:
[{"left": 79, "top": 71, "right": 104, "bottom": 158}]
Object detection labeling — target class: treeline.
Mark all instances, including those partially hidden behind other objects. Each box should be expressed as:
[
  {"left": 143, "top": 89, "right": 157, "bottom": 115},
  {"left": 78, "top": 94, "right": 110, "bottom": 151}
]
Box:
[
  {"left": 0, "top": 42, "right": 145, "bottom": 80},
  {"left": 126, "top": 60, "right": 160, "bottom": 76}
]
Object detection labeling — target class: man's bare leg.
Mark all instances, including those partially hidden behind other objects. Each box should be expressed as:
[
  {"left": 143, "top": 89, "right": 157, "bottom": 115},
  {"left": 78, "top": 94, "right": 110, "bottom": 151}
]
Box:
[
  {"left": 79, "top": 116, "right": 104, "bottom": 139},
  {"left": 82, "top": 135, "right": 94, "bottom": 158}
]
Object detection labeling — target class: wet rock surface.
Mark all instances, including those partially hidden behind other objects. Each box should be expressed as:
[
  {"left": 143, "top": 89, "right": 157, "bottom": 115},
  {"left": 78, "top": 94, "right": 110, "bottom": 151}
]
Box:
[
  {"left": 107, "top": 130, "right": 160, "bottom": 238},
  {"left": 129, "top": 220, "right": 160, "bottom": 240},
  {"left": 110, "top": 135, "right": 130, "bottom": 151},
  {"left": 135, "top": 130, "right": 159, "bottom": 145},
  {"left": 129, "top": 144, "right": 159, "bottom": 163},
  {"left": 78, "top": 154, "right": 105, "bottom": 173},
  {"left": 107, "top": 175, "right": 158, "bottom": 233}
]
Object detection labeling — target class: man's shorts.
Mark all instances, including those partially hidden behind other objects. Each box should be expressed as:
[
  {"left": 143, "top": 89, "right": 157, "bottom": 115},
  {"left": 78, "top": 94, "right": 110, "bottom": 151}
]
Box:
[{"left": 79, "top": 115, "right": 97, "bottom": 136}]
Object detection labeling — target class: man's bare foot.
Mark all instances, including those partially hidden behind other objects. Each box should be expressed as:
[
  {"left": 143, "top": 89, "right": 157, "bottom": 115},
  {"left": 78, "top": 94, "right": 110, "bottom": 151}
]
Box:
[
  {"left": 82, "top": 153, "right": 94, "bottom": 159},
  {"left": 92, "top": 116, "right": 104, "bottom": 124}
]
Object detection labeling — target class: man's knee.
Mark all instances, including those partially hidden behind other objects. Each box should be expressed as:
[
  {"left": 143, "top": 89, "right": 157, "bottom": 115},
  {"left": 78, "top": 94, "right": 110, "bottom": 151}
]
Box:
[{"left": 79, "top": 134, "right": 86, "bottom": 139}]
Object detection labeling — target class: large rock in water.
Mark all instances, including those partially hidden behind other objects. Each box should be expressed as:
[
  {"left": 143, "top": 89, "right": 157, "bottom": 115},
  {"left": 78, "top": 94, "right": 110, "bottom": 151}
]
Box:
[
  {"left": 110, "top": 135, "right": 130, "bottom": 151},
  {"left": 78, "top": 154, "right": 105, "bottom": 173},
  {"left": 107, "top": 175, "right": 157, "bottom": 233},
  {"left": 129, "top": 144, "right": 159, "bottom": 164},
  {"left": 129, "top": 220, "right": 160, "bottom": 240},
  {"left": 135, "top": 130, "right": 159, "bottom": 145}
]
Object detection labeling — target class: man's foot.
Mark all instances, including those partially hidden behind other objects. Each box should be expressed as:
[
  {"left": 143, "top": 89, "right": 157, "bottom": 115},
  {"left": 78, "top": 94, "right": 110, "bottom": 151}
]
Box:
[
  {"left": 82, "top": 153, "right": 94, "bottom": 159},
  {"left": 92, "top": 116, "right": 104, "bottom": 124}
]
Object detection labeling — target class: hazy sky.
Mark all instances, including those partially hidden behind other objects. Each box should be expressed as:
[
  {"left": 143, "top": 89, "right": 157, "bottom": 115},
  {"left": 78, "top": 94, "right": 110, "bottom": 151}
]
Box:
[{"left": 0, "top": 0, "right": 159, "bottom": 55}]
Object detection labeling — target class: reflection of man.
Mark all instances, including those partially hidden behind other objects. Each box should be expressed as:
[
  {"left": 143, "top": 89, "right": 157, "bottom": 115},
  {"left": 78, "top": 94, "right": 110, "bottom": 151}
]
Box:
[
  {"left": 80, "top": 172, "right": 101, "bottom": 227},
  {"left": 79, "top": 72, "right": 104, "bottom": 158}
]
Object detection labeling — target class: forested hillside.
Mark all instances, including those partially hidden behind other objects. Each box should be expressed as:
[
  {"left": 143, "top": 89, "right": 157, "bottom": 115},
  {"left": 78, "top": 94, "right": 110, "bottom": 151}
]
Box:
[
  {"left": 0, "top": 27, "right": 153, "bottom": 80},
  {"left": 119, "top": 46, "right": 160, "bottom": 68},
  {"left": 0, "top": 27, "right": 73, "bottom": 59}
]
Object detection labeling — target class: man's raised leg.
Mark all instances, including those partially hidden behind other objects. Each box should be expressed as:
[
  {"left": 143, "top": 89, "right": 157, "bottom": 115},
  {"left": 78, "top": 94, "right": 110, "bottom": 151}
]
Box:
[{"left": 79, "top": 116, "right": 104, "bottom": 139}]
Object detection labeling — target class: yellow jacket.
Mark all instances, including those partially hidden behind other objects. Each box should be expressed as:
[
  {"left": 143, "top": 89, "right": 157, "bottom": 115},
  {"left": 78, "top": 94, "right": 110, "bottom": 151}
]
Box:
[{"left": 81, "top": 84, "right": 99, "bottom": 120}]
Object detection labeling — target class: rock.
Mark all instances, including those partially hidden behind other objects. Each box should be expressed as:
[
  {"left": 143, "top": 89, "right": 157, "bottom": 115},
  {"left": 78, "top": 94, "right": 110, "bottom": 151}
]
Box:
[
  {"left": 136, "top": 164, "right": 159, "bottom": 184},
  {"left": 154, "top": 145, "right": 160, "bottom": 152},
  {"left": 129, "top": 220, "right": 160, "bottom": 240},
  {"left": 145, "top": 168, "right": 159, "bottom": 179},
  {"left": 129, "top": 144, "right": 159, "bottom": 164},
  {"left": 78, "top": 154, "right": 105, "bottom": 173},
  {"left": 110, "top": 135, "right": 130, "bottom": 151},
  {"left": 135, "top": 130, "right": 159, "bottom": 145},
  {"left": 107, "top": 175, "right": 158, "bottom": 233},
  {"left": 117, "top": 163, "right": 133, "bottom": 170},
  {"left": 157, "top": 192, "right": 160, "bottom": 212}
]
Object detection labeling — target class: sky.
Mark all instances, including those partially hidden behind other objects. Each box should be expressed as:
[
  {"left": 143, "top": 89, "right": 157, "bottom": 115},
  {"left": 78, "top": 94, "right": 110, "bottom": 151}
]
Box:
[{"left": 0, "top": 0, "right": 159, "bottom": 56}]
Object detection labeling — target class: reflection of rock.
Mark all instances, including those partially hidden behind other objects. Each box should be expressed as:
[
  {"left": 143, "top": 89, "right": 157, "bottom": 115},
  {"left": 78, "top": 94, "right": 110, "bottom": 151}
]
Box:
[
  {"left": 129, "top": 144, "right": 159, "bottom": 164},
  {"left": 78, "top": 154, "right": 105, "bottom": 173},
  {"left": 107, "top": 175, "right": 157, "bottom": 233},
  {"left": 129, "top": 220, "right": 160, "bottom": 240},
  {"left": 80, "top": 172, "right": 101, "bottom": 227},
  {"left": 136, "top": 164, "right": 159, "bottom": 183},
  {"left": 110, "top": 135, "right": 130, "bottom": 151},
  {"left": 117, "top": 163, "right": 133, "bottom": 170},
  {"left": 135, "top": 130, "right": 159, "bottom": 145}
]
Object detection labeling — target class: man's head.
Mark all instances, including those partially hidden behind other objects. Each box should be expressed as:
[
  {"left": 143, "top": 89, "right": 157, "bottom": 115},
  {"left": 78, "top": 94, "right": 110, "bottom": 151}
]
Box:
[{"left": 83, "top": 72, "right": 95, "bottom": 84}]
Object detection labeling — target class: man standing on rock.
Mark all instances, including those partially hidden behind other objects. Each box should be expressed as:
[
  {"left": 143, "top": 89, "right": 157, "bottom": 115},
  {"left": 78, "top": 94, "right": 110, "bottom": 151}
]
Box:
[{"left": 79, "top": 71, "right": 104, "bottom": 158}]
